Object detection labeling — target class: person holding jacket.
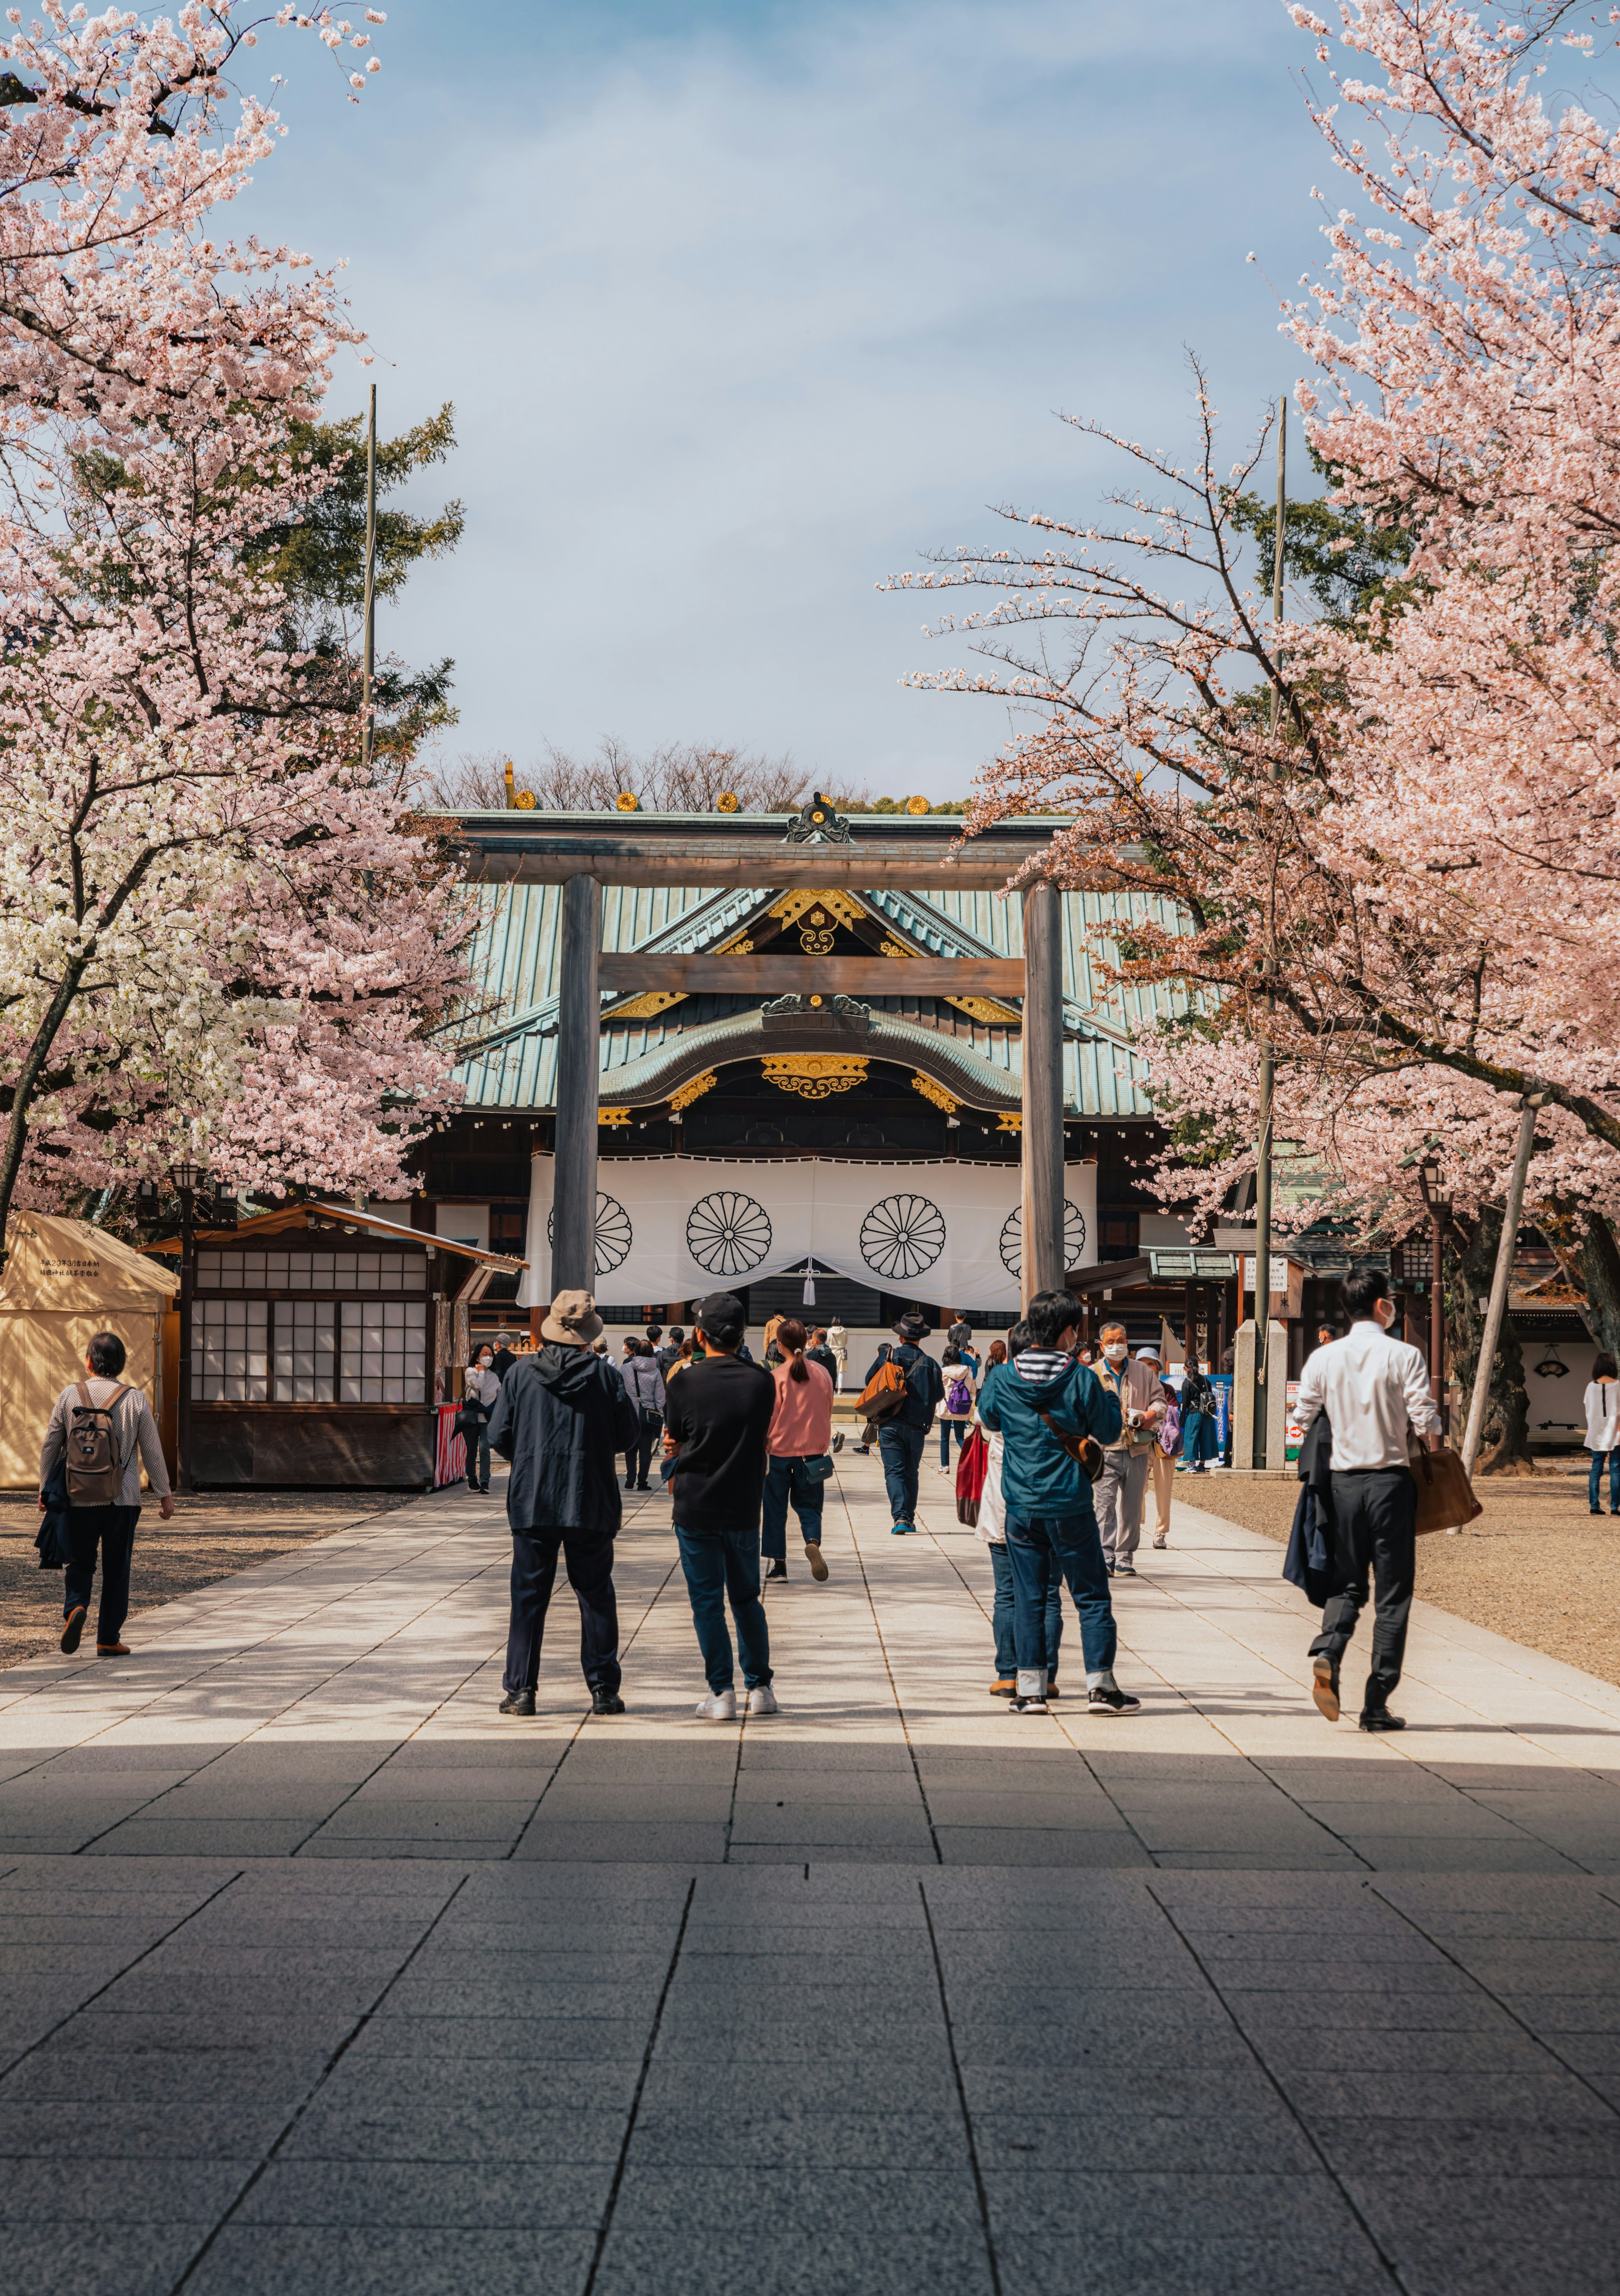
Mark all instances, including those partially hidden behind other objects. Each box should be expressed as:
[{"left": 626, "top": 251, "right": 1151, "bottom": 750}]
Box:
[
  {"left": 487, "top": 1288, "right": 639, "bottom": 1718},
  {"left": 761, "top": 1318, "right": 834, "bottom": 1583},
  {"left": 862, "top": 1312, "right": 945, "bottom": 1535},
  {"left": 40, "top": 1330, "right": 174, "bottom": 1659},
  {"left": 621, "top": 1339, "right": 667, "bottom": 1492},
  {"left": 976, "top": 1289, "right": 1140, "bottom": 1717}
]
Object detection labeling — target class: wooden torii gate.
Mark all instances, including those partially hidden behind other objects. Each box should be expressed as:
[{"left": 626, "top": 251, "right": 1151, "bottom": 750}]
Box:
[{"left": 450, "top": 797, "right": 1069, "bottom": 1307}]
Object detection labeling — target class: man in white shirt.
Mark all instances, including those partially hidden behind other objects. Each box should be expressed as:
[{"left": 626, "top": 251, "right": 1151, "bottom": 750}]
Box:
[{"left": 1291, "top": 1266, "right": 1440, "bottom": 1732}]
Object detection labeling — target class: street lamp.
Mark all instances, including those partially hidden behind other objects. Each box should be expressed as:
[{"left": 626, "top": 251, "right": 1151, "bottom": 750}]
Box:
[
  {"left": 169, "top": 1157, "right": 208, "bottom": 1493},
  {"left": 1417, "top": 1161, "right": 1453, "bottom": 1434}
]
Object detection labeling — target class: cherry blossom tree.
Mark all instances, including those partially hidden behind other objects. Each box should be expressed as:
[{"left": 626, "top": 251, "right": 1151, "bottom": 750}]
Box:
[
  {"left": 0, "top": 6, "right": 471, "bottom": 1243},
  {"left": 895, "top": 0, "right": 1620, "bottom": 1391}
]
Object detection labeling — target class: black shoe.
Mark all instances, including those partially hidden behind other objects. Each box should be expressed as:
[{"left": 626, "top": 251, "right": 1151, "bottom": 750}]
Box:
[
  {"left": 1008, "top": 1693, "right": 1049, "bottom": 1714},
  {"left": 60, "top": 1605, "right": 86, "bottom": 1655},
  {"left": 1088, "top": 1685, "right": 1143, "bottom": 1717},
  {"left": 764, "top": 1558, "right": 787, "bottom": 1579},
  {"left": 1593, "top": 1506, "right": 1604, "bottom": 1516},
  {"left": 832, "top": 1431, "right": 845, "bottom": 1452},
  {"left": 625, "top": 1474, "right": 636, "bottom": 1488},
  {"left": 1311, "top": 1655, "right": 1341, "bottom": 1723},
  {"left": 466, "top": 1479, "right": 478, "bottom": 1491},
  {"left": 635, "top": 1480, "right": 651, "bottom": 1491},
  {"left": 478, "top": 1485, "right": 490, "bottom": 1493},
  {"left": 1359, "top": 1707, "right": 1406, "bottom": 1732},
  {"left": 499, "top": 1689, "right": 535, "bottom": 1717},
  {"left": 591, "top": 1688, "right": 626, "bottom": 1716}
]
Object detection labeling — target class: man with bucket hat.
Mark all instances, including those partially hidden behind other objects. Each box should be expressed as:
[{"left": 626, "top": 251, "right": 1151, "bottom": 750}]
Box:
[{"left": 487, "top": 1288, "right": 639, "bottom": 1717}]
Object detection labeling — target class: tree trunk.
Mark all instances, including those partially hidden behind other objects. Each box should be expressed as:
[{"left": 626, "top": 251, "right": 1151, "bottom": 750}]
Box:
[
  {"left": 1576, "top": 1214, "right": 1620, "bottom": 1365},
  {"left": 1444, "top": 1212, "right": 1536, "bottom": 1475}
]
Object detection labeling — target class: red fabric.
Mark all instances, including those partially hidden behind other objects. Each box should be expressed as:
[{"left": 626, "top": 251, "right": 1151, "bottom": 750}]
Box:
[
  {"left": 956, "top": 1426, "right": 988, "bottom": 1517},
  {"left": 434, "top": 1405, "right": 467, "bottom": 1489}
]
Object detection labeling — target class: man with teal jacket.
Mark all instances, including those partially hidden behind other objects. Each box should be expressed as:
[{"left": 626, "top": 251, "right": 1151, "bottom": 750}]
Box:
[{"left": 977, "top": 1288, "right": 1142, "bottom": 1717}]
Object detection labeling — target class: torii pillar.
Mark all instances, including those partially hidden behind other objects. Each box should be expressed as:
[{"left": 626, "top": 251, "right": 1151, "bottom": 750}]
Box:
[
  {"left": 550, "top": 872, "right": 602, "bottom": 1302},
  {"left": 1021, "top": 878, "right": 1066, "bottom": 1307}
]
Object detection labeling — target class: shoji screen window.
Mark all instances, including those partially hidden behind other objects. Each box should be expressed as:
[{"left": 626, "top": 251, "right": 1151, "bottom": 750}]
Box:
[
  {"left": 340, "top": 1300, "right": 428, "bottom": 1402},
  {"left": 273, "top": 1301, "right": 337, "bottom": 1401},
  {"left": 192, "top": 1301, "right": 269, "bottom": 1400}
]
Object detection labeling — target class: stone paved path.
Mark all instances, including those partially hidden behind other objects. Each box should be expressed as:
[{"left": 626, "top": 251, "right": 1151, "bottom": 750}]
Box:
[{"left": 3, "top": 1452, "right": 1619, "bottom": 2293}]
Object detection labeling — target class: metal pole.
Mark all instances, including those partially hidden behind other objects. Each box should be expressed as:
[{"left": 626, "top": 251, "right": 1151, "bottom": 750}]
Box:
[
  {"left": 1461, "top": 1100, "right": 1538, "bottom": 1479},
  {"left": 360, "top": 383, "right": 378, "bottom": 775},
  {"left": 1019, "top": 878, "right": 1066, "bottom": 1305},
  {"left": 1250, "top": 397, "right": 1288, "bottom": 1469},
  {"left": 551, "top": 874, "right": 602, "bottom": 1294},
  {"left": 1429, "top": 1202, "right": 1447, "bottom": 1434},
  {"left": 176, "top": 1186, "right": 194, "bottom": 1494}
]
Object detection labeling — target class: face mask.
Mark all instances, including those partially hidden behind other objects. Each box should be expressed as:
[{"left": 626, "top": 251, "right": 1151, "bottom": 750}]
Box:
[{"left": 1104, "top": 1343, "right": 1128, "bottom": 1365}]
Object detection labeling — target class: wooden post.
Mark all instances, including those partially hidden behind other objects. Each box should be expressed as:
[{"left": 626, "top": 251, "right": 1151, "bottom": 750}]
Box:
[
  {"left": 551, "top": 874, "right": 602, "bottom": 1294},
  {"left": 1462, "top": 1098, "right": 1538, "bottom": 1478},
  {"left": 1020, "top": 878, "right": 1065, "bottom": 1306}
]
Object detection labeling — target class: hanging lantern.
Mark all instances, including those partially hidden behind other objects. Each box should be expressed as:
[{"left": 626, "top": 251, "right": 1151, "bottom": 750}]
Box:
[{"left": 1533, "top": 1344, "right": 1569, "bottom": 1379}]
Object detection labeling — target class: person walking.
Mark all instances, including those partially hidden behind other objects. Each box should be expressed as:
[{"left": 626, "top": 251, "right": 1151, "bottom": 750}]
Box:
[
  {"left": 40, "top": 1332, "right": 174, "bottom": 1659},
  {"left": 1585, "top": 1352, "right": 1620, "bottom": 1515},
  {"left": 1091, "top": 1323, "right": 1164, "bottom": 1577},
  {"left": 490, "top": 1331, "right": 518, "bottom": 1385},
  {"left": 761, "top": 1318, "right": 834, "bottom": 1583},
  {"left": 976, "top": 1291, "right": 1140, "bottom": 1716},
  {"left": 621, "top": 1339, "right": 666, "bottom": 1492},
  {"left": 861, "top": 1312, "right": 944, "bottom": 1535},
  {"left": 826, "top": 1318, "right": 848, "bottom": 1394},
  {"left": 947, "top": 1310, "right": 972, "bottom": 1355},
  {"left": 975, "top": 1326, "right": 1061, "bottom": 1698},
  {"left": 937, "top": 1348, "right": 977, "bottom": 1473},
  {"left": 663, "top": 1291, "right": 780, "bottom": 1719},
  {"left": 656, "top": 1326, "right": 686, "bottom": 1376},
  {"left": 1292, "top": 1265, "right": 1441, "bottom": 1733},
  {"left": 805, "top": 1330, "right": 845, "bottom": 1450},
  {"left": 487, "top": 1289, "right": 638, "bottom": 1718},
  {"left": 1136, "top": 1342, "right": 1179, "bottom": 1550},
  {"left": 1178, "top": 1356, "right": 1218, "bottom": 1473},
  {"left": 462, "top": 1345, "right": 501, "bottom": 1492}
]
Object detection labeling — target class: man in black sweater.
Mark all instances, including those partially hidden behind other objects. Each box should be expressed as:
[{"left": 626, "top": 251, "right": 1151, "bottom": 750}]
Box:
[
  {"left": 663, "top": 1291, "right": 779, "bottom": 1720},
  {"left": 861, "top": 1312, "right": 945, "bottom": 1534}
]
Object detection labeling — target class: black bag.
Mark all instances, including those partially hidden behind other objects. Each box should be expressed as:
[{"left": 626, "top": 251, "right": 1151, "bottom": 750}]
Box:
[
  {"left": 453, "top": 1404, "right": 486, "bottom": 1442},
  {"left": 35, "top": 1458, "right": 71, "bottom": 1570}
]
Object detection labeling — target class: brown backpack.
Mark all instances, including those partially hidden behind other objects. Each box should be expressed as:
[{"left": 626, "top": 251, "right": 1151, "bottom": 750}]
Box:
[
  {"left": 65, "top": 1382, "right": 131, "bottom": 1507},
  {"left": 856, "top": 1355, "right": 910, "bottom": 1424}
]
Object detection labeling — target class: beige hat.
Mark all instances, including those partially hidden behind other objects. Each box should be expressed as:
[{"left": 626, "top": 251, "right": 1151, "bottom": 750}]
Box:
[{"left": 540, "top": 1288, "right": 603, "bottom": 1346}]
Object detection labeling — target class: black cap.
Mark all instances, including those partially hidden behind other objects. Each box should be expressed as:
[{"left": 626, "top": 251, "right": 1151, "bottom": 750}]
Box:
[{"left": 695, "top": 1292, "right": 745, "bottom": 1334}]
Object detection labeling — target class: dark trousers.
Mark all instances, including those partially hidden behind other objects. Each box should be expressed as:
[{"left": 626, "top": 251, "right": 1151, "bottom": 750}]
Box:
[
  {"left": 761, "top": 1455, "right": 824, "bottom": 1560},
  {"left": 990, "top": 1540, "right": 1062, "bottom": 1679},
  {"left": 878, "top": 1421, "right": 926, "bottom": 1525},
  {"left": 625, "top": 1412, "right": 660, "bottom": 1488},
  {"left": 1589, "top": 1450, "right": 1620, "bottom": 1510},
  {"left": 503, "top": 1524, "right": 621, "bottom": 1697},
  {"left": 464, "top": 1409, "right": 490, "bottom": 1489},
  {"left": 674, "top": 1520, "right": 772, "bottom": 1693},
  {"left": 1309, "top": 1467, "right": 1417, "bottom": 1711},
  {"left": 63, "top": 1505, "right": 139, "bottom": 1644},
  {"left": 940, "top": 1418, "right": 969, "bottom": 1467},
  {"left": 1005, "top": 1510, "right": 1116, "bottom": 1678}
]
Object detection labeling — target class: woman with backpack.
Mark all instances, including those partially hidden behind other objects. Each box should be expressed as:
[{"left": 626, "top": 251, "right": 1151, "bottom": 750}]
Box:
[
  {"left": 1178, "top": 1357, "right": 1218, "bottom": 1473},
  {"left": 761, "top": 1318, "right": 834, "bottom": 1582},
  {"left": 937, "top": 1348, "right": 978, "bottom": 1471}
]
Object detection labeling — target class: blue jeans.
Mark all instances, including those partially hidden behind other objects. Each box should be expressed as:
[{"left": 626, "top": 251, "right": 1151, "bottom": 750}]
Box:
[
  {"left": 762, "top": 1455, "right": 825, "bottom": 1560},
  {"left": 1004, "top": 1510, "right": 1117, "bottom": 1678},
  {"left": 675, "top": 1521, "right": 772, "bottom": 1693},
  {"left": 878, "top": 1421, "right": 926, "bottom": 1524},
  {"left": 990, "top": 1540, "right": 1061, "bottom": 1680},
  {"left": 1181, "top": 1408, "right": 1215, "bottom": 1469},
  {"left": 1590, "top": 1450, "right": 1620, "bottom": 1510},
  {"left": 940, "top": 1419, "right": 969, "bottom": 1467}
]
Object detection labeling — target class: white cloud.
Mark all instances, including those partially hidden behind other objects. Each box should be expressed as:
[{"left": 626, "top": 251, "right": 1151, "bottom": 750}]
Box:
[{"left": 268, "top": 0, "right": 1329, "bottom": 791}]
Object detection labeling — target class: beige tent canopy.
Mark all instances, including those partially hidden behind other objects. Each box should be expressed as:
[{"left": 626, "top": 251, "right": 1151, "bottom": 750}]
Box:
[{"left": 0, "top": 1215, "right": 179, "bottom": 1490}]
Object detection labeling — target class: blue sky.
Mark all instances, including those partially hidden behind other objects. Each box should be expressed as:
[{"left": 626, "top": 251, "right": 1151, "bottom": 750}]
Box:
[{"left": 260, "top": 0, "right": 1334, "bottom": 796}]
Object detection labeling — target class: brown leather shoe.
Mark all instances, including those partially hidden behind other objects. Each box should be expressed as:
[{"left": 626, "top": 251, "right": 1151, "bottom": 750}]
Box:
[
  {"left": 60, "top": 1606, "right": 86, "bottom": 1655},
  {"left": 95, "top": 1641, "right": 131, "bottom": 1657},
  {"left": 1311, "top": 1655, "right": 1340, "bottom": 1723}
]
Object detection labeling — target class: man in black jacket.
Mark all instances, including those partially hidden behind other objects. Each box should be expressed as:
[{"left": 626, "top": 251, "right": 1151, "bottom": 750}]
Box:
[
  {"left": 862, "top": 1313, "right": 945, "bottom": 1534},
  {"left": 663, "top": 1291, "right": 779, "bottom": 1720},
  {"left": 488, "top": 1288, "right": 639, "bottom": 1718}
]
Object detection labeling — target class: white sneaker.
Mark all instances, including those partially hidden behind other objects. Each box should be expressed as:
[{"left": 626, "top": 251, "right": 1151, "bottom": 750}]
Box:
[
  {"left": 695, "top": 1688, "right": 737, "bottom": 1720},
  {"left": 747, "top": 1684, "right": 780, "bottom": 1716}
]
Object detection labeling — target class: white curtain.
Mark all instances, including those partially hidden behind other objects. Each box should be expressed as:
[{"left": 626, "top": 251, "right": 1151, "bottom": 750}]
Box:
[{"left": 518, "top": 1154, "right": 1097, "bottom": 1311}]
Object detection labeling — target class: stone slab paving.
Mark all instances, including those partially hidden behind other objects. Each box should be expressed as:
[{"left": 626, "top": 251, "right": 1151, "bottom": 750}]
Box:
[{"left": 2, "top": 1453, "right": 1619, "bottom": 2292}]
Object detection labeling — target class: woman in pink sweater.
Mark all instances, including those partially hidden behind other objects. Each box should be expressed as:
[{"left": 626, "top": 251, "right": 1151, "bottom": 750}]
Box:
[{"left": 761, "top": 1318, "right": 834, "bottom": 1583}]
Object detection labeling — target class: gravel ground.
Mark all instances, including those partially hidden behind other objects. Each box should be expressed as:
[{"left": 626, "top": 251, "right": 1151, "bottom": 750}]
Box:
[
  {"left": 0, "top": 1490, "right": 417, "bottom": 1671},
  {"left": 1177, "top": 1457, "right": 1620, "bottom": 1690}
]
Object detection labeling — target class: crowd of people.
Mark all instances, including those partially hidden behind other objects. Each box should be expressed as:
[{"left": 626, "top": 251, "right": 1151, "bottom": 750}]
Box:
[{"left": 35, "top": 1265, "right": 1488, "bottom": 1740}]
